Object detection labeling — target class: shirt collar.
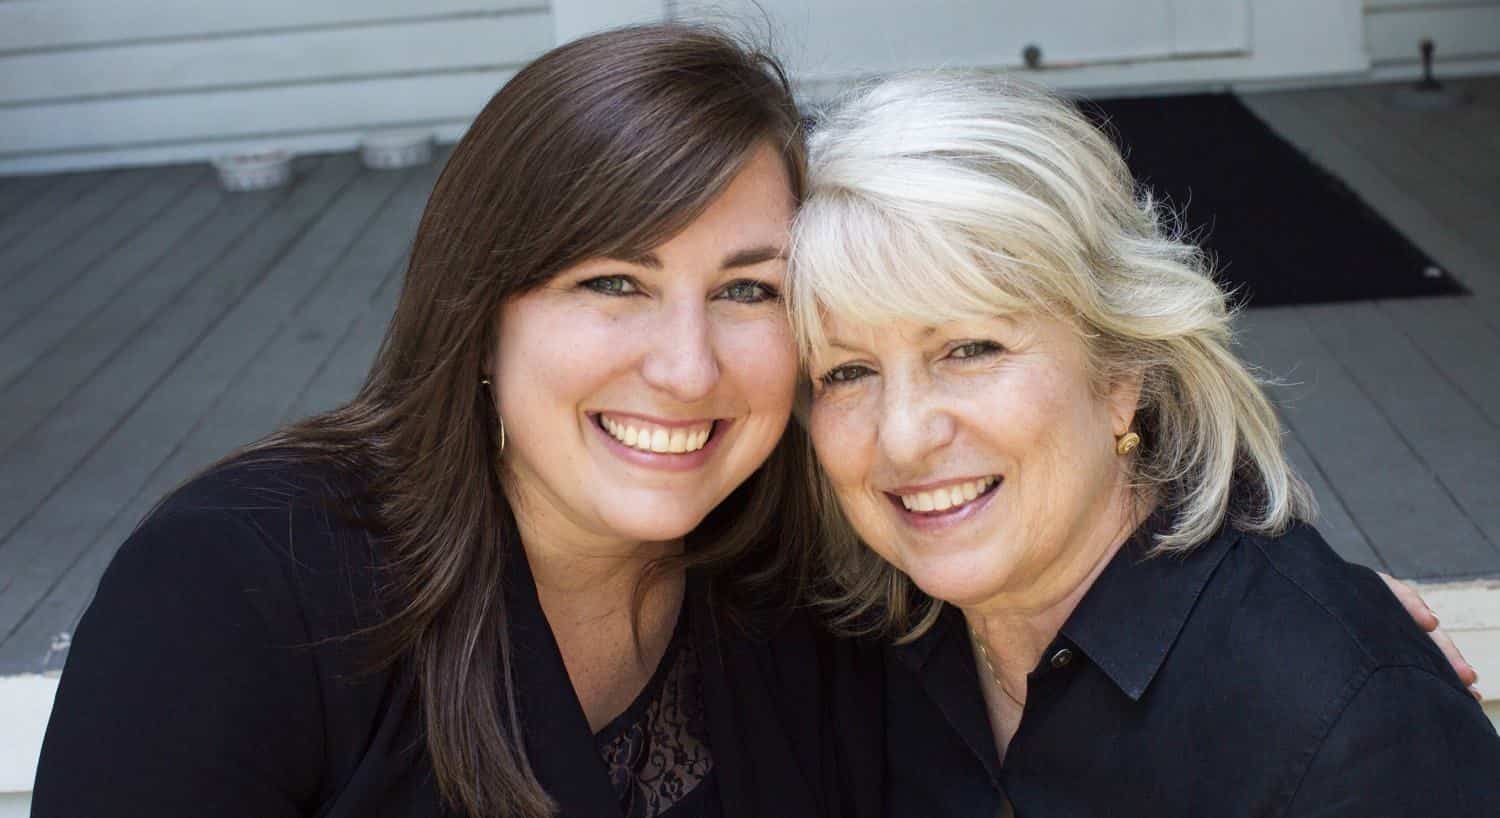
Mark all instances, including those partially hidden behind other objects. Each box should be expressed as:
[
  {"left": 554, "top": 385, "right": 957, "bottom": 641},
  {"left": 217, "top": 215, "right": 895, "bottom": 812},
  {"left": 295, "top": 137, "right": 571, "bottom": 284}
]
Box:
[{"left": 1060, "top": 518, "right": 1239, "bottom": 701}]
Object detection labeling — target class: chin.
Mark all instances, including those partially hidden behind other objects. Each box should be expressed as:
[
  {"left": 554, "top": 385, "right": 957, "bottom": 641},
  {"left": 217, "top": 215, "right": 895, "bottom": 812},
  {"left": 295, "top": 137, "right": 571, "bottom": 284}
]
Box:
[
  {"left": 598, "top": 501, "right": 716, "bottom": 544},
  {"left": 895, "top": 549, "right": 1015, "bottom": 608}
]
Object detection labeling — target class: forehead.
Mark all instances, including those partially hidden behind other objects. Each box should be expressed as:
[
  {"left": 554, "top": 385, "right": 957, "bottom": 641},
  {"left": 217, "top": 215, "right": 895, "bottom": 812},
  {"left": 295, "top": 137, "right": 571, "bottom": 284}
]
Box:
[
  {"left": 815, "top": 311, "right": 1025, "bottom": 353},
  {"left": 697, "top": 144, "right": 795, "bottom": 227}
]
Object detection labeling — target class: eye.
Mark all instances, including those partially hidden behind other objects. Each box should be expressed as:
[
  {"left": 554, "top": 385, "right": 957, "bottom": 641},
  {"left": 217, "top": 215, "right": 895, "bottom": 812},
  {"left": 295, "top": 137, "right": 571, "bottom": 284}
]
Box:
[
  {"left": 817, "top": 364, "right": 875, "bottom": 387},
  {"left": 580, "top": 275, "right": 641, "bottom": 296},
  {"left": 717, "top": 279, "right": 779, "bottom": 304},
  {"left": 949, "top": 340, "right": 1002, "bottom": 360}
]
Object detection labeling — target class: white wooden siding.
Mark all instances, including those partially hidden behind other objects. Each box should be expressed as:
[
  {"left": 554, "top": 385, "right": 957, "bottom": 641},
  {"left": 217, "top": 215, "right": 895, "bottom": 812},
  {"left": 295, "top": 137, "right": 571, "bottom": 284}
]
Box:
[
  {"left": 0, "top": 1, "right": 552, "bottom": 174},
  {"left": 682, "top": 0, "right": 1251, "bottom": 81},
  {"left": 1365, "top": 0, "right": 1500, "bottom": 69}
]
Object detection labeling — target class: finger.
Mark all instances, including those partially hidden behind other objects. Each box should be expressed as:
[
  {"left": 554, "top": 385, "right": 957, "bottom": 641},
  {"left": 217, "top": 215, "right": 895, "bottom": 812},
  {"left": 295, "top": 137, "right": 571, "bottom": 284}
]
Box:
[
  {"left": 1379, "top": 571, "right": 1439, "bottom": 631},
  {"left": 1428, "top": 627, "right": 1479, "bottom": 686},
  {"left": 1472, "top": 686, "right": 1484, "bottom": 703}
]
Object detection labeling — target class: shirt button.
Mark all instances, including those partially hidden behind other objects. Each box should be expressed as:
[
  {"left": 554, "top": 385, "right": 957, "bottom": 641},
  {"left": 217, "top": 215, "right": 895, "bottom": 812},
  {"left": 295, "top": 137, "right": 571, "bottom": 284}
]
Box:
[{"left": 1050, "top": 648, "right": 1075, "bottom": 669}]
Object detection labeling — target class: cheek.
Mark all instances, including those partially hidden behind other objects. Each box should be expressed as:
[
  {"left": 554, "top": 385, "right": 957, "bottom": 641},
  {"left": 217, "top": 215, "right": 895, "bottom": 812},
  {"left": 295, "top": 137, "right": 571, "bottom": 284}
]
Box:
[
  {"left": 494, "top": 301, "right": 633, "bottom": 414},
  {"left": 716, "top": 315, "right": 798, "bottom": 410},
  {"left": 808, "top": 396, "right": 875, "bottom": 493},
  {"left": 1003, "top": 371, "right": 1116, "bottom": 511}
]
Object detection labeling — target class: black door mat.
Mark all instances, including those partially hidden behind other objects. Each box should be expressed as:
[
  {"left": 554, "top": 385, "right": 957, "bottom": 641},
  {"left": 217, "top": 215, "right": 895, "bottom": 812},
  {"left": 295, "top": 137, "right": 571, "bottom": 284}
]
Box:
[{"left": 1082, "top": 93, "right": 1465, "bottom": 308}]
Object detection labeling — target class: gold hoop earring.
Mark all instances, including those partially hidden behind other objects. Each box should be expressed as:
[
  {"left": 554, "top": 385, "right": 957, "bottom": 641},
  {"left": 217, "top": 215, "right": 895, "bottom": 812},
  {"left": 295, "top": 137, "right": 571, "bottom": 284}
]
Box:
[
  {"left": 1115, "top": 431, "right": 1141, "bottom": 456},
  {"left": 479, "top": 376, "right": 504, "bottom": 453}
]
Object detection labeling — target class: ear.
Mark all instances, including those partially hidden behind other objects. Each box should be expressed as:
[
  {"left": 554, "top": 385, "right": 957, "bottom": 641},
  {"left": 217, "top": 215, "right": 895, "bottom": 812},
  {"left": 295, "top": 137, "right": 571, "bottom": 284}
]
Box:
[{"left": 1106, "top": 368, "right": 1145, "bottom": 437}]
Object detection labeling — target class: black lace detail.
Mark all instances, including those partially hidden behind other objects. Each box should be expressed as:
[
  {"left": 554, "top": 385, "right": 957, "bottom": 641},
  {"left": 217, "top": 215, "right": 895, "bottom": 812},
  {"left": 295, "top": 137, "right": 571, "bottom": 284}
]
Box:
[{"left": 595, "top": 628, "right": 713, "bottom": 817}]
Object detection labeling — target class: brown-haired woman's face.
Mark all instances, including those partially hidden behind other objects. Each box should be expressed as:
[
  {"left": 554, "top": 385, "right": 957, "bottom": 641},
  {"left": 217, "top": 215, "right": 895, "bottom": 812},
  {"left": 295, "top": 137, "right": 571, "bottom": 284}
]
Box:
[{"left": 491, "top": 145, "right": 798, "bottom": 547}]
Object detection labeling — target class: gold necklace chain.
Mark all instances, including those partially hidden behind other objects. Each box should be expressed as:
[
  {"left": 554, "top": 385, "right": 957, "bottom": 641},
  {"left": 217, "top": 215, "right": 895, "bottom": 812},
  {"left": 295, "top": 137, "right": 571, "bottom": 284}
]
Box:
[{"left": 969, "top": 627, "right": 1026, "bottom": 709}]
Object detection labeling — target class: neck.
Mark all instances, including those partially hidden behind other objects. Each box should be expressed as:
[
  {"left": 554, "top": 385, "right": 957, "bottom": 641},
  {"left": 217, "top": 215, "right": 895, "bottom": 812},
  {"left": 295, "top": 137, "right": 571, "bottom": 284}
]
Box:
[
  {"left": 507, "top": 494, "right": 688, "bottom": 732},
  {"left": 962, "top": 487, "right": 1154, "bottom": 759},
  {"left": 513, "top": 514, "right": 686, "bottom": 648},
  {"left": 964, "top": 484, "right": 1153, "bottom": 674}
]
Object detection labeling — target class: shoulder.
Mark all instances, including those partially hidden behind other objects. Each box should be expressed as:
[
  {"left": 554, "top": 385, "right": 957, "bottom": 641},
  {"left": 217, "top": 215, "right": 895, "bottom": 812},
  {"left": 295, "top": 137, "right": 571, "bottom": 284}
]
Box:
[
  {"left": 1225, "top": 523, "right": 1454, "bottom": 683},
  {"left": 1180, "top": 522, "right": 1473, "bottom": 748},
  {"left": 112, "top": 450, "right": 384, "bottom": 635}
]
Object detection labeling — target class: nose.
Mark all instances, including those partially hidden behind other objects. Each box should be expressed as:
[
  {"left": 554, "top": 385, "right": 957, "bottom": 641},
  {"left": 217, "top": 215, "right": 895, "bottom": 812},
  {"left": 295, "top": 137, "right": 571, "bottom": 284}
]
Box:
[
  {"left": 877, "top": 374, "right": 956, "bottom": 469},
  {"left": 641, "top": 299, "right": 720, "bottom": 402}
]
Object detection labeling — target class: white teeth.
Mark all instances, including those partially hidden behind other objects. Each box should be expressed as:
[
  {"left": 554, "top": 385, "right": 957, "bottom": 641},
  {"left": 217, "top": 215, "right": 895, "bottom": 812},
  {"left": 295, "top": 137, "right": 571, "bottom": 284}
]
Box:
[
  {"left": 898, "top": 477, "right": 998, "bottom": 514},
  {"left": 600, "top": 415, "right": 714, "bottom": 455}
]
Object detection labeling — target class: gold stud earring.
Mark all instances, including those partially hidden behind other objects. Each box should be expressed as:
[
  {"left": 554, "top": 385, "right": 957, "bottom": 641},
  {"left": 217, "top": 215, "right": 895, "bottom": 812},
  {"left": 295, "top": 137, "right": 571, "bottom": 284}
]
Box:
[{"left": 1115, "top": 431, "right": 1141, "bottom": 456}]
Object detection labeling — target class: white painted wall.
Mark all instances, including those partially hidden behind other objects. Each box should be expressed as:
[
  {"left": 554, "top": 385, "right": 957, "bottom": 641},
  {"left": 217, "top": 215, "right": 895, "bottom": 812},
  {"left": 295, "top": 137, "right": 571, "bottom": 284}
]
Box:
[
  {"left": 0, "top": 1, "right": 554, "bottom": 175},
  {"left": 673, "top": 0, "right": 1370, "bottom": 98},
  {"left": 9, "top": 0, "right": 1491, "bottom": 174},
  {"left": 679, "top": 1, "right": 1250, "bottom": 81},
  {"left": 0, "top": 674, "right": 55, "bottom": 810},
  {"left": 1364, "top": 0, "right": 1500, "bottom": 79},
  {"left": 553, "top": 0, "right": 668, "bottom": 44}
]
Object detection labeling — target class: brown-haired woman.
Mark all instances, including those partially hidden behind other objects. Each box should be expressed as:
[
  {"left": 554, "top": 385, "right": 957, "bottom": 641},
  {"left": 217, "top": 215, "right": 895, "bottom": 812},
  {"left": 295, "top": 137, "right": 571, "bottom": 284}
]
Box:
[{"left": 30, "top": 25, "right": 879, "bottom": 818}]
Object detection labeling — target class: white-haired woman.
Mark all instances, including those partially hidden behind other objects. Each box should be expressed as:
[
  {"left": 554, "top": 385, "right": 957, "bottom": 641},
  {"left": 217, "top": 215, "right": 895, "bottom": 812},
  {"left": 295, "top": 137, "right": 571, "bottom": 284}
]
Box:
[{"left": 789, "top": 74, "right": 1500, "bottom": 816}]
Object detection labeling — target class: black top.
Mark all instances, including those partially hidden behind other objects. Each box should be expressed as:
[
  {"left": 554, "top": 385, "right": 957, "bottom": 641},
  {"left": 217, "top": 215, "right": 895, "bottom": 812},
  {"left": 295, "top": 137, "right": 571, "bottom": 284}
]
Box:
[
  {"left": 886, "top": 521, "right": 1500, "bottom": 817},
  {"left": 32, "top": 455, "right": 885, "bottom": 818}
]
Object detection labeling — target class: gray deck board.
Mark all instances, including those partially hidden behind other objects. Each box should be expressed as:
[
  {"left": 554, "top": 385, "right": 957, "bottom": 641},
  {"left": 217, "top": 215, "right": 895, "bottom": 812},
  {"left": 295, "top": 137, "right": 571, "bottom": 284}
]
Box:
[
  {"left": 1235, "top": 306, "right": 1500, "bottom": 579},
  {"left": 283, "top": 255, "right": 404, "bottom": 422},
  {"left": 0, "top": 171, "right": 115, "bottom": 258},
  {"left": 1300, "top": 300, "right": 1500, "bottom": 552},
  {"left": 0, "top": 175, "right": 51, "bottom": 226},
  {"left": 0, "top": 180, "right": 250, "bottom": 464},
  {"left": 1377, "top": 296, "right": 1500, "bottom": 430},
  {"left": 1281, "top": 430, "right": 1385, "bottom": 570},
  {"left": 0, "top": 157, "right": 365, "bottom": 649},
  {"left": 4, "top": 79, "right": 1500, "bottom": 673},
  {"left": 0, "top": 169, "right": 151, "bottom": 298},
  {"left": 162, "top": 162, "right": 436, "bottom": 477},
  {"left": 122, "top": 161, "right": 416, "bottom": 499},
  {"left": 0, "top": 166, "right": 204, "bottom": 360},
  {"left": 0, "top": 156, "right": 369, "bottom": 651},
  {"left": 0, "top": 162, "right": 420, "bottom": 674},
  {"left": 0, "top": 169, "right": 219, "bottom": 390}
]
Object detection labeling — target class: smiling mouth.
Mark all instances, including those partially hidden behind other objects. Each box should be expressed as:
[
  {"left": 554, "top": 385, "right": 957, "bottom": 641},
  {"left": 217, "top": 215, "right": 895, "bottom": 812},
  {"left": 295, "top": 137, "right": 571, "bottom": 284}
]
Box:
[
  {"left": 889, "top": 476, "right": 1001, "bottom": 515},
  {"left": 593, "top": 413, "right": 720, "bottom": 454}
]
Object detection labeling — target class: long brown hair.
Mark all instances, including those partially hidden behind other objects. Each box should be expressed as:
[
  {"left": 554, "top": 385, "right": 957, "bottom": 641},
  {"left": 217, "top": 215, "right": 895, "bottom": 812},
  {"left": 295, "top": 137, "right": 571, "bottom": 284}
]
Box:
[{"left": 241, "top": 24, "right": 813, "bottom": 818}]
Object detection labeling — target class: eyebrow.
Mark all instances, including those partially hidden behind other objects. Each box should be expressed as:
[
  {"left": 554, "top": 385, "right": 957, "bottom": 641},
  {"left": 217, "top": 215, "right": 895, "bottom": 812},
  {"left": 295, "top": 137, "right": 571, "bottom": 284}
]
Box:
[{"left": 606, "top": 244, "right": 786, "bottom": 271}]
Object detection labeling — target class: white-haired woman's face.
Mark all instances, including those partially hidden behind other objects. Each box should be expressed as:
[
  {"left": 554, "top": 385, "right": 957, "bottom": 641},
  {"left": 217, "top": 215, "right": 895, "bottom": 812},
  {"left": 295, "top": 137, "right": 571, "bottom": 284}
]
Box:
[{"left": 806, "top": 311, "right": 1140, "bottom": 610}]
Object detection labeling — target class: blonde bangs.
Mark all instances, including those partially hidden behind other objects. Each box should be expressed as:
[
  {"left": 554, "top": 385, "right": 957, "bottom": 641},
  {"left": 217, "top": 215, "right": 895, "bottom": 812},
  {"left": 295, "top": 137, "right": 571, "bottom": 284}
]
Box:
[{"left": 788, "top": 187, "right": 1052, "bottom": 360}]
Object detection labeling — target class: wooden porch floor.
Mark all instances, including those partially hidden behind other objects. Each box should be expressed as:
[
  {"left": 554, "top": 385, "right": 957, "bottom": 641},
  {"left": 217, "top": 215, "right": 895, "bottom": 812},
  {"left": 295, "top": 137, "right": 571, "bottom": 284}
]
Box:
[{"left": 1, "top": 79, "right": 1498, "bottom": 675}]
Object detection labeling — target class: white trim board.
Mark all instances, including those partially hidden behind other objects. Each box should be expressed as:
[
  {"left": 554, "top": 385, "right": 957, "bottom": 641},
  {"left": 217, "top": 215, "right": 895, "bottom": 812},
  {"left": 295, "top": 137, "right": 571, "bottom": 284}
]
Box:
[
  {"left": 0, "top": 674, "right": 56, "bottom": 794},
  {"left": 0, "top": 1, "right": 545, "bottom": 54},
  {"left": 1413, "top": 580, "right": 1500, "bottom": 702},
  {"left": 0, "top": 122, "right": 473, "bottom": 177},
  {"left": 1366, "top": 5, "right": 1500, "bottom": 64},
  {"left": 0, "top": 14, "right": 549, "bottom": 106},
  {"left": 1, "top": 70, "right": 516, "bottom": 158}
]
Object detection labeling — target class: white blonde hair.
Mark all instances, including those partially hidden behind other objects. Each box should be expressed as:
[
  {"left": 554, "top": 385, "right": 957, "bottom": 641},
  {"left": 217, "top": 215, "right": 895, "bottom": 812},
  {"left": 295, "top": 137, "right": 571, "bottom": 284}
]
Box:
[{"left": 788, "top": 73, "right": 1315, "bottom": 639}]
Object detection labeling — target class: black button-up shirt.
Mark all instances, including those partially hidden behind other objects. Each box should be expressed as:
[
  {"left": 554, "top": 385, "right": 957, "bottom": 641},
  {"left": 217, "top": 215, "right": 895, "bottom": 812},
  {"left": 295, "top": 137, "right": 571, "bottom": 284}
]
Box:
[{"left": 886, "top": 522, "right": 1500, "bottom": 817}]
